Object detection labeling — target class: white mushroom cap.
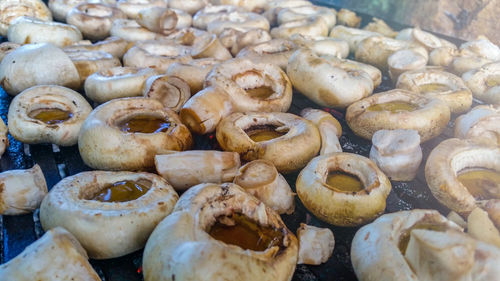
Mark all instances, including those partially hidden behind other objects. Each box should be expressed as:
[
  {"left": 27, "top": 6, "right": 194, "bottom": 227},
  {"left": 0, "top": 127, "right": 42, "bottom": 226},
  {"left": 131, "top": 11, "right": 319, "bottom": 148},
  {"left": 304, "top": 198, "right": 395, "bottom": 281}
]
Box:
[
  {"left": 0, "top": 43, "right": 80, "bottom": 95},
  {"left": 0, "top": 0, "right": 52, "bottom": 36},
  {"left": 297, "top": 223, "right": 335, "bottom": 265}
]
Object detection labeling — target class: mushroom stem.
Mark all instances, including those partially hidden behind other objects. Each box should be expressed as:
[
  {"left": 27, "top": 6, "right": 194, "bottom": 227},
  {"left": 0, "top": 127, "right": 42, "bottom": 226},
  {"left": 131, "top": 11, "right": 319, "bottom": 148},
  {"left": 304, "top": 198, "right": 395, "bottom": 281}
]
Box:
[
  {"left": 155, "top": 150, "right": 241, "bottom": 191},
  {"left": 0, "top": 164, "right": 47, "bottom": 215},
  {"left": 300, "top": 108, "right": 342, "bottom": 155}
]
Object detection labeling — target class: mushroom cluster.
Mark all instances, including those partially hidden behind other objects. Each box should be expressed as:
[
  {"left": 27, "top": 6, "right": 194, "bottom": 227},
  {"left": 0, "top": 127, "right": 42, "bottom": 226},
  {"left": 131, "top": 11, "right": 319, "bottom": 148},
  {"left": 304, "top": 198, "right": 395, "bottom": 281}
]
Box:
[{"left": 2, "top": 0, "right": 500, "bottom": 280}]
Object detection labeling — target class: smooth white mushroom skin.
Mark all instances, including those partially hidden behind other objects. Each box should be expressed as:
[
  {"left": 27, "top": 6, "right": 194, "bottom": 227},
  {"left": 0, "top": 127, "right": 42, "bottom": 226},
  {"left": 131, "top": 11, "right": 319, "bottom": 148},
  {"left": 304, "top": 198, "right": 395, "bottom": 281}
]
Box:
[
  {"left": 369, "top": 129, "right": 422, "bottom": 181},
  {"left": 0, "top": 165, "right": 47, "bottom": 215},
  {"left": 233, "top": 160, "right": 295, "bottom": 214},
  {"left": 0, "top": 227, "right": 101, "bottom": 281},
  {"left": 0, "top": 0, "right": 52, "bottom": 36},
  {"left": 155, "top": 150, "right": 241, "bottom": 191},
  {"left": 467, "top": 207, "right": 500, "bottom": 248},
  {"left": 297, "top": 223, "right": 335, "bottom": 265},
  {"left": 0, "top": 43, "right": 80, "bottom": 95},
  {"left": 462, "top": 61, "right": 500, "bottom": 105}
]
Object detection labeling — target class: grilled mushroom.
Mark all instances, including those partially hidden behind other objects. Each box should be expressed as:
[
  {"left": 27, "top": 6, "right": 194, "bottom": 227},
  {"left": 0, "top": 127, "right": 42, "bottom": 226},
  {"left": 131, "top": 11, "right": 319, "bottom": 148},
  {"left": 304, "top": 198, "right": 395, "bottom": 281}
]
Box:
[
  {"left": 216, "top": 112, "right": 320, "bottom": 173},
  {"left": 454, "top": 105, "right": 500, "bottom": 145},
  {"left": 165, "top": 58, "right": 220, "bottom": 95},
  {"left": 66, "top": 3, "right": 126, "bottom": 40},
  {"left": 78, "top": 97, "right": 192, "bottom": 170},
  {"left": 143, "top": 75, "right": 191, "bottom": 112},
  {"left": 142, "top": 183, "right": 298, "bottom": 281},
  {"left": 462, "top": 61, "right": 500, "bottom": 104},
  {"left": 40, "top": 171, "right": 178, "bottom": 259},
  {"left": 8, "top": 85, "right": 92, "bottom": 146},
  {"left": 0, "top": 0, "right": 52, "bottom": 36}
]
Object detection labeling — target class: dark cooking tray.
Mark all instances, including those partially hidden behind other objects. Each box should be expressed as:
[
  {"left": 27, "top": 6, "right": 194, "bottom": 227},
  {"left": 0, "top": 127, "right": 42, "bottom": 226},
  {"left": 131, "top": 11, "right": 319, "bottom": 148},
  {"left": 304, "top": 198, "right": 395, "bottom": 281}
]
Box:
[{"left": 0, "top": 2, "right": 465, "bottom": 280}]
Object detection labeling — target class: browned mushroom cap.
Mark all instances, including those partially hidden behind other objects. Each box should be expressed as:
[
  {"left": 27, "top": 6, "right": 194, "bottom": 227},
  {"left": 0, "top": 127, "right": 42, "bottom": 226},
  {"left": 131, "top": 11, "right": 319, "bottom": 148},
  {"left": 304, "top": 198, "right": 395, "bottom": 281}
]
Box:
[
  {"left": 296, "top": 152, "right": 391, "bottom": 226},
  {"left": 143, "top": 75, "right": 191, "bottom": 112},
  {"left": 49, "top": 0, "right": 116, "bottom": 22},
  {"left": 0, "top": 0, "right": 52, "bottom": 36},
  {"left": 363, "top": 18, "right": 397, "bottom": 38},
  {"left": 66, "top": 3, "right": 126, "bottom": 40},
  {"left": 462, "top": 61, "right": 500, "bottom": 104},
  {"left": 40, "top": 170, "right": 178, "bottom": 259},
  {"left": 78, "top": 97, "right": 192, "bottom": 171},
  {"left": 216, "top": 112, "right": 320, "bottom": 173},
  {"left": 136, "top": 7, "right": 192, "bottom": 34},
  {"left": 346, "top": 89, "right": 451, "bottom": 142},
  {"left": 396, "top": 69, "right": 472, "bottom": 114},
  {"left": 300, "top": 108, "right": 342, "bottom": 155},
  {"left": 454, "top": 105, "right": 500, "bottom": 145},
  {"left": 229, "top": 28, "right": 272, "bottom": 56},
  {"left": 142, "top": 182, "right": 298, "bottom": 281},
  {"left": 425, "top": 138, "right": 500, "bottom": 216}
]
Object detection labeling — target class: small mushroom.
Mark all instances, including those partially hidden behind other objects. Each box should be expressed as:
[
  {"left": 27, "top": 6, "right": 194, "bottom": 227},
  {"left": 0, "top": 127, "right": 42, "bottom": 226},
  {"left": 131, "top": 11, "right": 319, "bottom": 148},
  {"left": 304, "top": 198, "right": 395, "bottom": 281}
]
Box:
[
  {"left": 336, "top": 8, "right": 360, "bottom": 28},
  {"left": 0, "top": 165, "right": 47, "bottom": 215},
  {"left": 66, "top": 3, "right": 126, "bottom": 40},
  {"left": 454, "top": 105, "right": 500, "bottom": 145},
  {"left": 110, "top": 18, "right": 163, "bottom": 41},
  {"left": 462, "top": 61, "right": 500, "bottom": 104},
  {"left": 363, "top": 18, "right": 397, "bottom": 38},
  {"left": 64, "top": 36, "right": 130, "bottom": 59},
  {"left": 143, "top": 75, "right": 191, "bottom": 112},
  {"left": 123, "top": 40, "right": 192, "bottom": 71},
  {"left": 136, "top": 7, "right": 192, "bottom": 34},
  {"left": 165, "top": 58, "right": 221, "bottom": 95},
  {"left": 296, "top": 152, "right": 391, "bottom": 226},
  {"left": 116, "top": 0, "right": 167, "bottom": 19},
  {"left": 65, "top": 49, "right": 121, "bottom": 85},
  {"left": 168, "top": 0, "right": 207, "bottom": 15},
  {"left": 297, "top": 223, "right": 335, "bottom": 265},
  {"left": 300, "top": 108, "right": 342, "bottom": 155}
]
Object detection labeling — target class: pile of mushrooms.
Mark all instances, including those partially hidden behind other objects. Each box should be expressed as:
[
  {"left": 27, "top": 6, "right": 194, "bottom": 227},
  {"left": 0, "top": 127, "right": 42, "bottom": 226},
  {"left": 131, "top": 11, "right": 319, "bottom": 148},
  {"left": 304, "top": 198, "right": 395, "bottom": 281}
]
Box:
[{"left": 2, "top": 0, "right": 500, "bottom": 280}]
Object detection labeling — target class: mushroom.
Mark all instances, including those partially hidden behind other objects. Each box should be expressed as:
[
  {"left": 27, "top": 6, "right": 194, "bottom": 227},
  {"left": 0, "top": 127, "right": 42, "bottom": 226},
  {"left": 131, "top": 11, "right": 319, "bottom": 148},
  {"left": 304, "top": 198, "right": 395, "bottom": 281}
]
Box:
[
  {"left": 0, "top": 42, "right": 20, "bottom": 63},
  {"left": 142, "top": 75, "right": 191, "bottom": 112},
  {"left": 233, "top": 160, "right": 295, "bottom": 214},
  {"left": 66, "top": 3, "right": 127, "bottom": 40},
  {"left": 270, "top": 16, "right": 329, "bottom": 38},
  {"left": 396, "top": 27, "right": 456, "bottom": 52},
  {"left": 40, "top": 170, "right": 178, "bottom": 259},
  {"left": 297, "top": 223, "right": 335, "bottom": 265},
  {"left": 142, "top": 183, "right": 298, "bottom": 281},
  {"left": 48, "top": 0, "right": 117, "bottom": 22},
  {"left": 220, "top": 28, "right": 272, "bottom": 56},
  {"left": 136, "top": 7, "right": 192, "bottom": 34},
  {"left": 369, "top": 129, "right": 422, "bottom": 181},
  {"left": 290, "top": 34, "right": 349, "bottom": 59},
  {"left": 209, "top": 0, "right": 267, "bottom": 13},
  {"left": 84, "top": 66, "right": 157, "bottom": 103},
  {"left": 462, "top": 61, "right": 500, "bottom": 104},
  {"left": 116, "top": 0, "right": 167, "bottom": 19},
  {"left": 454, "top": 105, "right": 500, "bottom": 145},
  {"left": 192, "top": 5, "right": 246, "bottom": 30},
  {"left": 206, "top": 11, "right": 270, "bottom": 35},
  {"left": 110, "top": 18, "right": 163, "bottom": 41},
  {"left": 180, "top": 58, "right": 292, "bottom": 134},
  {"left": 351, "top": 209, "right": 500, "bottom": 281},
  {"left": 0, "top": 118, "right": 7, "bottom": 158},
  {"left": 0, "top": 0, "right": 52, "bottom": 36},
  {"left": 346, "top": 89, "right": 451, "bottom": 142},
  {"left": 387, "top": 48, "right": 428, "bottom": 82},
  {"left": 335, "top": 8, "right": 361, "bottom": 28},
  {"left": 0, "top": 227, "right": 101, "bottom": 280},
  {"left": 262, "top": 0, "right": 312, "bottom": 26},
  {"left": 396, "top": 68, "right": 472, "bottom": 114},
  {"left": 328, "top": 25, "right": 381, "bottom": 54},
  {"left": 123, "top": 40, "right": 192, "bottom": 72},
  {"left": 0, "top": 43, "right": 80, "bottom": 95},
  {"left": 467, "top": 206, "right": 500, "bottom": 247},
  {"left": 155, "top": 150, "right": 240, "bottom": 191},
  {"left": 78, "top": 97, "right": 192, "bottom": 171},
  {"left": 277, "top": 5, "right": 337, "bottom": 31},
  {"left": 363, "top": 18, "right": 397, "bottom": 38},
  {"left": 236, "top": 38, "right": 298, "bottom": 70},
  {"left": 297, "top": 152, "right": 391, "bottom": 226},
  {"left": 355, "top": 36, "right": 428, "bottom": 71},
  {"left": 64, "top": 36, "right": 130, "bottom": 59},
  {"left": 0, "top": 165, "right": 47, "bottom": 215},
  {"left": 190, "top": 33, "right": 232, "bottom": 60},
  {"left": 168, "top": 0, "right": 207, "bottom": 15},
  {"left": 287, "top": 48, "right": 375, "bottom": 108},
  {"left": 216, "top": 112, "right": 320, "bottom": 173},
  {"left": 65, "top": 49, "right": 121, "bottom": 85},
  {"left": 8, "top": 85, "right": 92, "bottom": 146},
  {"left": 425, "top": 138, "right": 500, "bottom": 216},
  {"left": 450, "top": 37, "right": 500, "bottom": 75},
  {"left": 165, "top": 58, "right": 220, "bottom": 95},
  {"left": 7, "top": 16, "right": 82, "bottom": 47},
  {"left": 300, "top": 108, "right": 342, "bottom": 155}
]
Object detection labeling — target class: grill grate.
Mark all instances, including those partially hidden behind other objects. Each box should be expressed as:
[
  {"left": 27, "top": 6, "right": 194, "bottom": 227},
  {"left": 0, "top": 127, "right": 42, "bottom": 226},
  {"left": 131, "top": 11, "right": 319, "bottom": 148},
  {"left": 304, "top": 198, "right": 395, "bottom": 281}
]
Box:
[{"left": 0, "top": 2, "right": 467, "bottom": 280}]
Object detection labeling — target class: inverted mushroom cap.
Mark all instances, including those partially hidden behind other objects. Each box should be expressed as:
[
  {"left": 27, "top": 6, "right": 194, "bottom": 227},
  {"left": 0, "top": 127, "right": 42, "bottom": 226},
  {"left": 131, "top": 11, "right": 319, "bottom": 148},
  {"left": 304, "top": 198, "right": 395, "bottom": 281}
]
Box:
[
  {"left": 296, "top": 152, "right": 391, "bottom": 226},
  {"left": 462, "top": 61, "right": 500, "bottom": 104},
  {"left": 40, "top": 170, "right": 178, "bottom": 259},
  {"left": 143, "top": 182, "right": 298, "bottom": 281},
  {"left": 66, "top": 3, "right": 127, "bottom": 40},
  {"left": 8, "top": 85, "right": 92, "bottom": 146},
  {"left": 454, "top": 105, "right": 500, "bottom": 145}
]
